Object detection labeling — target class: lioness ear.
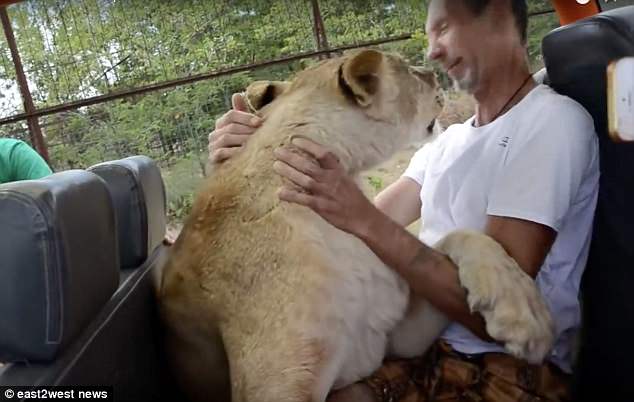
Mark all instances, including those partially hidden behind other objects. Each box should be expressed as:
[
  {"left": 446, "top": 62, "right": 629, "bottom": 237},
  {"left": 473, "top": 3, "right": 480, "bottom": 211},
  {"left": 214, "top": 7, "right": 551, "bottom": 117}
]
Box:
[
  {"left": 409, "top": 66, "right": 437, "bottom": 88},
  {"left": 244, "top": 80, "right": 290, "bottom": 112},
  {"left": 340, "top": 49, "right": 385, "bottom": 107}
]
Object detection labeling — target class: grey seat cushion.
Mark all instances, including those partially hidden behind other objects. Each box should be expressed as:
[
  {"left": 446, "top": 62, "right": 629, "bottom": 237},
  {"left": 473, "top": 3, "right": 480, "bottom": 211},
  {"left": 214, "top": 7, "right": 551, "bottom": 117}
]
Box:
[
  {"left": 89, "top": 156, "right": 166, "bottom": 270},
  {"left": 0, "top": 170, "right": 119, "bottom": 362}
]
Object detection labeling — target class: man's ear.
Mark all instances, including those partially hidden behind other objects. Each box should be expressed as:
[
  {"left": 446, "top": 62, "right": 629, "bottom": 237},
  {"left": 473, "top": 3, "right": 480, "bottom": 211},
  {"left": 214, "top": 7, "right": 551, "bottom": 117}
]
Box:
[
  {"left": 244, "top": 80, "right": 290, "bottom": 112},
  {"left": 340, "top": 49, "right": 385, "bottom": 107}
]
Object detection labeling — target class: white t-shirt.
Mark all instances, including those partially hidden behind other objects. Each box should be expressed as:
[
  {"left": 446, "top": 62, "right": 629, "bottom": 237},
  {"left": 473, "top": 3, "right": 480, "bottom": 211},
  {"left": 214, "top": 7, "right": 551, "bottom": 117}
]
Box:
[{"left": 403, "top": 84, "right": 600, "bottom": 373}]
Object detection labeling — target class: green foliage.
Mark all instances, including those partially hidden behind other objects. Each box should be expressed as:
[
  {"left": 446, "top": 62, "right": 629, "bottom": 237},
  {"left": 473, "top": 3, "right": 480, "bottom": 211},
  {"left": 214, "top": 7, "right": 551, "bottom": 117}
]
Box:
[
  {"left": 163, "top": 152, "right": 206, "bottom": 220},
  {"left": 168, "top": 192, "right": 195, "bottom": 221},
  {"left": 367, "top": 175, "right": 384, "bottom": 193},
  {"left": 527, "top": 12, "right": 560, "bottom": 71}
]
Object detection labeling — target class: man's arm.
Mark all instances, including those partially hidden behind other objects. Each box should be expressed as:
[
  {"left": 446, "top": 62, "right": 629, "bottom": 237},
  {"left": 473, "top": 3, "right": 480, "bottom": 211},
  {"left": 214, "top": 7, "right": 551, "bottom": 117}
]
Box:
[
  {"left": 374, "top": 177, "right": 422, "bottom": 227},
  {"left": 484, "top": 216, "right": 556, "bottom": 278},
  {"left": 358, "top": 209, "right": 555, "bottom": 340},
  {"left": 274, "top": 137, "right": 555, "bottom": 342}
]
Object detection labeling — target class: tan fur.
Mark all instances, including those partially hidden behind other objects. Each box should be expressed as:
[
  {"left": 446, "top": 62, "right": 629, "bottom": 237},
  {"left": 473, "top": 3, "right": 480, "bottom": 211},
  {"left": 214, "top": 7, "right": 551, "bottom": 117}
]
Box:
[
  {"left": 157, "top": 50, "right": 554, "bottom": 402},
  {"left": 434, "top": 230, "right": 555, "bottom": 363}
]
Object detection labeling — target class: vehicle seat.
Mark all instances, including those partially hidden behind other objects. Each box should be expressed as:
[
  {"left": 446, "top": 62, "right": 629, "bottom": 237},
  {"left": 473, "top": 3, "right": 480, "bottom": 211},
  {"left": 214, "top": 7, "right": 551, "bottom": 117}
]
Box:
[
  {"left": 0, "top": 171, "right": 119, "bottom": 364},
  {"left": 542, "top": 6, "right": 634, "bottom": 401},
  {"left": 0, "top": 158, "right": 176, "bottom": 401},
  {"left": 88, "top": 156, "right": 167, "bottom": 272}
]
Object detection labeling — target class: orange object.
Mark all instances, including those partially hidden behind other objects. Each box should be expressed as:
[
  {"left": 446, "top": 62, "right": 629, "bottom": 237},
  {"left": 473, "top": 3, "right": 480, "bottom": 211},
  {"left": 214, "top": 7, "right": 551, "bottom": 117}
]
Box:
[{"left": 552, "top": 0, "right": 600, "bottom": 25}]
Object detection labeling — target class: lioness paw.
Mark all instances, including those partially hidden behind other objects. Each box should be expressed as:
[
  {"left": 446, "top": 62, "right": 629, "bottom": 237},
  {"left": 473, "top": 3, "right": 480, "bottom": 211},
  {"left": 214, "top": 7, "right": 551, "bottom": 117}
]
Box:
[{"left": 435, "top": 230, "right": 555, "bottom": 364}]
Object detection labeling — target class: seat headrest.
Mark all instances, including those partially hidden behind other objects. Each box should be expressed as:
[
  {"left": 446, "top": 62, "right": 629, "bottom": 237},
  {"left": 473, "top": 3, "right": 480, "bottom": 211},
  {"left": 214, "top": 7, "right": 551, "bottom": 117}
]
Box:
[
  {"left": 0, "top": 171, "right": 119, "bottom": 362},
  {"left": 88, "top": 156, "right": 166, "bottom": 269},
  {"left": 542, "top": 6, "right": 634, "bottom": 136}
]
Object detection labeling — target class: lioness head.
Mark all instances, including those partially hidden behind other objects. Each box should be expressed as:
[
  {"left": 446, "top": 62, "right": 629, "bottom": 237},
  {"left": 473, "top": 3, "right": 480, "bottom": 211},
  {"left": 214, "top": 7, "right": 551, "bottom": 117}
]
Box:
[{"left": 242, "top": 49, "right": 442, "bottom": 173}]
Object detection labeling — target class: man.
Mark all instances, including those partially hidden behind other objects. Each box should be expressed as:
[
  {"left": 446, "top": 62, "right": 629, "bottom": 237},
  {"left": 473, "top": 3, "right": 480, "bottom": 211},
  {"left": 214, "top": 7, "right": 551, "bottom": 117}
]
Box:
[
  {"left": 0, "top": 138, "right": 52, "bottom": 184},
  {"left": 208, "top": 0, "right": 599, "bottom": 400}
]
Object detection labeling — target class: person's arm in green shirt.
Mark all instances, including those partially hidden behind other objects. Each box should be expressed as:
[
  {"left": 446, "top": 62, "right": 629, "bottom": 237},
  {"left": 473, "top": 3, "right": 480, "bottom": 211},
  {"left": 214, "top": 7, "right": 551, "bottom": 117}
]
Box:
[
  {"left": 13, "top": 140, "right": 53, "bottom": 180},
  {"left": 0, "top": 139, "right": 52, "bottom": 184}
]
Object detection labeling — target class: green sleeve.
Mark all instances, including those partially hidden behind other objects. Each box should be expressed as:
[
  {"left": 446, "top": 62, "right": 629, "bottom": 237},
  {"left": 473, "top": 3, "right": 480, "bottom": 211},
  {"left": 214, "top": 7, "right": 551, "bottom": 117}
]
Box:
[{"left": 5, "top": 140, "right": 52, "bottom": 182}]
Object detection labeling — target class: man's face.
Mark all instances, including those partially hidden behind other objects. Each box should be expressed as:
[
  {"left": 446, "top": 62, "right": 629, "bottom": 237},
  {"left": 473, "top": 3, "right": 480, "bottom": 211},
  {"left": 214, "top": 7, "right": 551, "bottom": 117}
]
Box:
[{"left": 425, "top": 0, "right": 503, "bottom": 93}]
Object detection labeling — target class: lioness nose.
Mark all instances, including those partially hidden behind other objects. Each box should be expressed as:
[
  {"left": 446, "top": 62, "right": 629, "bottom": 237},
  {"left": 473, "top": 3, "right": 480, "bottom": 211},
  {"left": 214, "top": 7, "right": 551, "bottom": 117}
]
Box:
[
  {"left": 435, "top": 93, "right": 444, "bottom": 109},
  {"left": 411, "top": 66, "right": 437, "bottom": 88}
]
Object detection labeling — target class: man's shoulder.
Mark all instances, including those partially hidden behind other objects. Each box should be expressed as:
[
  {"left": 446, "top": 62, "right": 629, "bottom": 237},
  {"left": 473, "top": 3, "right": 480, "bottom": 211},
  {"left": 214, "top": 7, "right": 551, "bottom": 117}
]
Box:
[
  {"left": 529, "top": 85, "right": 593, "bottom": 125},
  {"left": 435, "top": 118, "right": 474, "bottom": 141},
  {"left": 518, "top": 85, "right": 596, "bottom": 146},
  {"left": 509, "top": 86, "right": 599, "bottom": 173}
]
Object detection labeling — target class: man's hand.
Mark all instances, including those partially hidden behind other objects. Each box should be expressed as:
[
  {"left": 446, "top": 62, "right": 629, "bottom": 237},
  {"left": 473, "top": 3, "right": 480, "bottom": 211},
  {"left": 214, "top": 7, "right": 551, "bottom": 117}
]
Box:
[
  {"left": 208, "top": 93, "right": 263, "bottom": 164},
  {"left": 273, "top": 137, "right": 377, "bottom": 237}
]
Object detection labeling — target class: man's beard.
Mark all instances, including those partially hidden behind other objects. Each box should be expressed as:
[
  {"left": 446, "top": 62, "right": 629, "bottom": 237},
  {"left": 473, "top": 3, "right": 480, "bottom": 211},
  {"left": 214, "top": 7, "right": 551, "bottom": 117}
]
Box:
[{"left": 451, "top": 70, "right": 477, "bottom": 93}]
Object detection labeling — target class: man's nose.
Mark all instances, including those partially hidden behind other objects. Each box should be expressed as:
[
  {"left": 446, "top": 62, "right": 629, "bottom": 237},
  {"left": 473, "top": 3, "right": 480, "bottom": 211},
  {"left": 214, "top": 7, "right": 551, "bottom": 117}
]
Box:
[{"left": 426, "top": 41, "right": 443, "bottom": 61}]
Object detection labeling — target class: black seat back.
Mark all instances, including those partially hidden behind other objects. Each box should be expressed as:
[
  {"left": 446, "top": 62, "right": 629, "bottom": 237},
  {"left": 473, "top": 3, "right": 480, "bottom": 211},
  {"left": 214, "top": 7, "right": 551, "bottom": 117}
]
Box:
[{"left": 542, "top": 6, "right": 634, "bottom": 401}]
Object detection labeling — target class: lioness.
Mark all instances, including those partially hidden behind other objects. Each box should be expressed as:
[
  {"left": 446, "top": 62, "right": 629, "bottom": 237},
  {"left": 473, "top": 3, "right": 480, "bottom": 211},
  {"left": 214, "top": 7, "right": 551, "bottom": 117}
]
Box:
[{"left": 158, "top": 49, "right": 553, "bottom": 402}]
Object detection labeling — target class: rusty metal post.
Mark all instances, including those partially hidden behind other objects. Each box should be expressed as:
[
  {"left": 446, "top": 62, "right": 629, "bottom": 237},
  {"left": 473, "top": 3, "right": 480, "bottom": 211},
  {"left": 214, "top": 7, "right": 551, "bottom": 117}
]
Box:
[
  {"left": 310, "top": 0, "right": 330, "bottom": 59},
  {"left": 0, "top": 5, "right": 49, "bottom": 163}
]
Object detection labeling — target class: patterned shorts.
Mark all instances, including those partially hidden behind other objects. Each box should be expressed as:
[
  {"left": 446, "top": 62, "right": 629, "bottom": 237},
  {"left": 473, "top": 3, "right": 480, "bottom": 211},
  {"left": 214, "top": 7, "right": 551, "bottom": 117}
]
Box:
[{"left": 364, "top": 340, "right": 571, "bottom": 402}]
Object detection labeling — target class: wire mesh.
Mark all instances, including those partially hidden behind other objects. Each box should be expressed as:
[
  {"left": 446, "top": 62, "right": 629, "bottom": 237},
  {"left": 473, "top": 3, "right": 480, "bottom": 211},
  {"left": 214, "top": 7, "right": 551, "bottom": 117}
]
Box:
[
  {"left": 0, "top": 0, "right": 557, "bottom": 221},
  {"left": 0, "top": 0, "right": 319, "bottom": 114}
]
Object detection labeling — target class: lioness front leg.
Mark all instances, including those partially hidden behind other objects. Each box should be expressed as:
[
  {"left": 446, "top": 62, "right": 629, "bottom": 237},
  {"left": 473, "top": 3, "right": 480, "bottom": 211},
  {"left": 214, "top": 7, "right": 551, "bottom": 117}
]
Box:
[{"left": 435, "top": 230, "right": 555, "bottom": 364}]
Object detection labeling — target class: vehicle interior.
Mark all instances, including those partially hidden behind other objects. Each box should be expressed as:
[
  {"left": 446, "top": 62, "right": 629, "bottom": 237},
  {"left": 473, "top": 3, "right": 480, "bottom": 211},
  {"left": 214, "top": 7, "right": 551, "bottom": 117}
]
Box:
[{"left": 0, "top": 2, "right": 633, "bottom": 401}]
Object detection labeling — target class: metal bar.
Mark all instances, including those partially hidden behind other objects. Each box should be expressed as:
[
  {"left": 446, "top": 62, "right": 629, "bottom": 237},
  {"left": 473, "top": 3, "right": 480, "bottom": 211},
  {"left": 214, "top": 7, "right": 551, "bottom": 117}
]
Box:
[
  {"left": 0, "top": 33, "right": 413, "bottom": 126},
  {"left": 310, "top": 0, "right": 330, "bottom": 60},
  {"left": 528, "top": 9, "right": 556, "bottom": 17},
  {"left": 0, "top": 6, "right": 49, "bottom": 162}
]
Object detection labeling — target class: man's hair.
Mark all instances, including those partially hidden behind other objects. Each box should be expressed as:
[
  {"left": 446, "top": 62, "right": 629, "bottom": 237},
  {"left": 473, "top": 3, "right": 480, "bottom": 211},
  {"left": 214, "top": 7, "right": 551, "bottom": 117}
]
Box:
[{"left": 460, "top": 0, "right": 528, "bottom": 44}]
